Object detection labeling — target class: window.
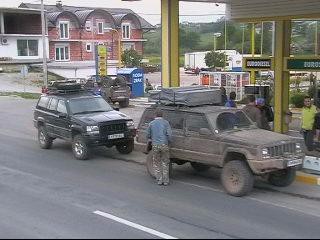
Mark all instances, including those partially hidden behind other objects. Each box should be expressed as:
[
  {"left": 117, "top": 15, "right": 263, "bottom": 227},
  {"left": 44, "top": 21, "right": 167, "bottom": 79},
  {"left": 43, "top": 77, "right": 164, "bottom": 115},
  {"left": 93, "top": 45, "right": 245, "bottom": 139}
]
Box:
[
  {"left": 164, "top": 111, "right": 184, "bottom": 130},
  {"left": 85, "top": 21, "right": 91, "bottom": 31},
  {"left": 55, "top": 45, "right": 70, "bottom": 61},
  {"left": 86, "top": 43, "right": 92, "bottom": 52},
  {"left": 59, "top": 21, "right": 69, "bottom": 39},
  {"left": 123, "top": 43, "right": 135, "bottom": 51},
  {"left": 48, "top": 98, "right": 58, "bottom": 111},
  {"left": 37, "top": 96, "right": 49, "bottom": 109},
  {"left": 57, "top": 100, "right": 67, "bottom": 114},
  {"left": 186, "top": 114, "right": 209, "bottom": 132},
  {"left": 97, "top": 22, "right": 104, "bottom": 34},
  {"left": 122, "top": 23, "right": 131, "bottom": 39},
  {"left": 17, "top": 40, "right": 38, "bottom": 57}
]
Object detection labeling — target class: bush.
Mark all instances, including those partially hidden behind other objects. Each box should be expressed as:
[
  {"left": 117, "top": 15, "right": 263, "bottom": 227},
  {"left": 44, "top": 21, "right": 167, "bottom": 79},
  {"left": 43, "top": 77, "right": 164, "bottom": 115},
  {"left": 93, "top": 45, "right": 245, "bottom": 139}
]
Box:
[{"left": 290, "top": 91, "right": 306, "bottom": 108}]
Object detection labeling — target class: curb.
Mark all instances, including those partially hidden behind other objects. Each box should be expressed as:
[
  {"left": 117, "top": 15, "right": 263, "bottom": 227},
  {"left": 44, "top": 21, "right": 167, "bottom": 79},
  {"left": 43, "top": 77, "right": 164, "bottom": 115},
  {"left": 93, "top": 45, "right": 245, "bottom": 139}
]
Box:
[{"left": 296, "top": 171, "right": 320, "bottom": 185}]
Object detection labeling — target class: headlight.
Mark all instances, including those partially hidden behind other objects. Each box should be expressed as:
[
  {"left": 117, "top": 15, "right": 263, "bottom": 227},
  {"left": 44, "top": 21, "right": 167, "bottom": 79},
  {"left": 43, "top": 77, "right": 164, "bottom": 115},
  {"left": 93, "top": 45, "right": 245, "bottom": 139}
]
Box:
[
  {"left": 262, "top": 148, "right": 270, "bottom": 159},
  {"left": 86, "top": 126, "right": 99, "bottom": 133},
  {"left": 296, "top": 143, "right": 302, "bottom": 153},
  {"left": 126, "top": 120, "right": 135, "bottom": 128}
]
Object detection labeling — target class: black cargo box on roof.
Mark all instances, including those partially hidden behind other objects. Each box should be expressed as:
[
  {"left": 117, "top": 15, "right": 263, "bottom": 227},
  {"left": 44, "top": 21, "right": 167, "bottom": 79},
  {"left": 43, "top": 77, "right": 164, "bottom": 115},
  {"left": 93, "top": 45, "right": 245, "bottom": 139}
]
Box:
[{"left": 148, "top": 86, "right": 222, "bottom": 106}]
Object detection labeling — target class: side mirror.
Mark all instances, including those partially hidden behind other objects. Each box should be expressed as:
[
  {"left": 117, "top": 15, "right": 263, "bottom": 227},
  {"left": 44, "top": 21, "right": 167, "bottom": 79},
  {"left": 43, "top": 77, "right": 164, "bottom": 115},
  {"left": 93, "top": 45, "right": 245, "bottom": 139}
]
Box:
[
  {"left": 113, "top": 107, "right": 120, "bottom": 111},
  {"left": 199, "top": 128, "right": 212, "bottom": 136},
  {"left": 58, "top": 112, "right": 67, "bottom": 118}
]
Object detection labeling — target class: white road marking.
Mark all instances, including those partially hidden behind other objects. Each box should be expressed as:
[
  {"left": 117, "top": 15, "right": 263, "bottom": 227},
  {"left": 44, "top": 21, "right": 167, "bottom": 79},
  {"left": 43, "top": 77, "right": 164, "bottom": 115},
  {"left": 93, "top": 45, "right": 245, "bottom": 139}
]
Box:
[
  {"left": 175, "top": 181, "right": 320, "bottom": 219},
  {"left": 93, "top": 210, "right": 177, "bottom": 239}
]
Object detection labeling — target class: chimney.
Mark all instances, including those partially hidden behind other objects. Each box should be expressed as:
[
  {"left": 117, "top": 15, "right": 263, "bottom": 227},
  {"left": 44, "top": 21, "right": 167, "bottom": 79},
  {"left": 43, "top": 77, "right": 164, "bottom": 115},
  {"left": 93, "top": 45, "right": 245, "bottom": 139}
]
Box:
[{"left": 56, "top": 0, "right": 63, "bottom": 10}]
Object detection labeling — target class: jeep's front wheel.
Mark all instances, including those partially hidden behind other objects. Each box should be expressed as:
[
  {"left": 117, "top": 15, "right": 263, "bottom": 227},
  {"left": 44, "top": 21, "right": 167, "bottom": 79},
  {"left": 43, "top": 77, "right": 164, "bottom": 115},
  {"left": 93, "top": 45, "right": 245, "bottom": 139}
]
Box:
[
  {"left": 268, "top": 168, "right": 296, "bottom": 187},
  {"left": 221, "top": 160, "right": 254, "bottom": 197},
  {"left": 72, "top": 135, "right": 89, "bottom": 160},
  {"left": 38, "top": 126, "right": 53, "bottom": 149},
  {"left": 190, "top": 162, "right": 211, "bottom": 172},
  {"left": 116, "top": 140, "right": 134, "bottom": 154}
]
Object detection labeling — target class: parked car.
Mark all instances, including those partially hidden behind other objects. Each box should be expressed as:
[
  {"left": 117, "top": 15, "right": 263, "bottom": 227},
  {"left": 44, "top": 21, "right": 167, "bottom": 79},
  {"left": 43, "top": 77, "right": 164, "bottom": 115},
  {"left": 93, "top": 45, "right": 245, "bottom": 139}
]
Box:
[
  {"left": 34, "top": 81, "right": 136, "bottom": 160},
  {"left": 136, "top": 99, "right": 305, "bottom": 197},
  {"left": 84, "top": 75, "right": 131, "bottom": 108}
]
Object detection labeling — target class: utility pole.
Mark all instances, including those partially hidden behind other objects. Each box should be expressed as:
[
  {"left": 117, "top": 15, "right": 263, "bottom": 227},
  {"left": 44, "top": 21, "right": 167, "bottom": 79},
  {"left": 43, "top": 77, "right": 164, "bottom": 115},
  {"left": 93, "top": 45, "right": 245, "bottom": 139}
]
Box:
[{"left": 41, "top": 0, "right": 48, "bottom": 88}]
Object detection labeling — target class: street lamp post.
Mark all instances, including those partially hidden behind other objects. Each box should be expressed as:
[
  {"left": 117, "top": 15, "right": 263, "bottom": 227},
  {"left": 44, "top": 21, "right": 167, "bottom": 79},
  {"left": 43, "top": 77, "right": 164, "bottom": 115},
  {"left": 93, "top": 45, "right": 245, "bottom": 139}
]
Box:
[
  {"left": 41, "top": 0, "right": 48, "bottom": 88},
  {"left": 213, "top": 32, "right": 221, "bottom": 52}
]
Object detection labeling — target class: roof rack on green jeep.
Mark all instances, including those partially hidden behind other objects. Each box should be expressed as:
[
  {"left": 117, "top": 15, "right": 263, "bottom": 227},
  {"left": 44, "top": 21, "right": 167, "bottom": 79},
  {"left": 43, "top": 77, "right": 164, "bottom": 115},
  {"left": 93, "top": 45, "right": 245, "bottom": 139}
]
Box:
[
  {"left": 46, "top": 80, "right": 86, "bottom": 95},
  {"left": 148, "top": 86, "right": 222, "bottom": 107}
]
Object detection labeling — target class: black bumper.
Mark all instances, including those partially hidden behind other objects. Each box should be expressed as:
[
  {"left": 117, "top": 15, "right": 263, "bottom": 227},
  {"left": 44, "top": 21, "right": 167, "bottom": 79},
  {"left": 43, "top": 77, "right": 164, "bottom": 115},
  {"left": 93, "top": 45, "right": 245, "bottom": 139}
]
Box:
[{"left": 83, "top": 130, "right": 136, "bottom": 146}]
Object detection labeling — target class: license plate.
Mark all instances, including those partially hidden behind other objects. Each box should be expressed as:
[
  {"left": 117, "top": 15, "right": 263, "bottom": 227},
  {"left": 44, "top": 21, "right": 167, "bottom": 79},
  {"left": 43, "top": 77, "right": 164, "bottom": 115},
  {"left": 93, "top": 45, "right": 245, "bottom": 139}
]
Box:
[
  {"left": 108, "top": 133, "right": 124, "bottom": 140},
  {"left": 287, "top": 159, "right": 303, "bottom": 167}
]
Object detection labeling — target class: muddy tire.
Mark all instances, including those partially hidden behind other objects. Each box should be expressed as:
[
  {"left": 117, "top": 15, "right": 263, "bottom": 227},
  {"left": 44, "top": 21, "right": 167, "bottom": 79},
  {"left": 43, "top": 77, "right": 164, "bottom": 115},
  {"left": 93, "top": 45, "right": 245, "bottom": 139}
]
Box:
[
  {"left": 114, "top": 75, "right": 127, "bottom": 87},
  {"left": 221, "top": 160, "right": 254, "bottom": 197},
  {"left": 190, "top": 162, "right": 211, "bottom": 172},
  {"left": 101, "top": 77, "right": 115, "bottom": 88},
  {"left": 72, "top": 135, "right": 89, "bottom": 160},
  {"left": 268, "top": 168, "right": 296, "bottom": 187},
  {"left": 38, "top": 126, "right": 53, "bottom": 149},
  {"left": 146, "top": 152, "right": 155, "bottom": 178},
  {"left": 116, "top": 140, "right": 134, "bottom": 154},
  {"left": 119, "top": 99, "right": 129, "bottom": 108},
  {"left": 146, "top": 152, "right": 173, "bottom": 179}
]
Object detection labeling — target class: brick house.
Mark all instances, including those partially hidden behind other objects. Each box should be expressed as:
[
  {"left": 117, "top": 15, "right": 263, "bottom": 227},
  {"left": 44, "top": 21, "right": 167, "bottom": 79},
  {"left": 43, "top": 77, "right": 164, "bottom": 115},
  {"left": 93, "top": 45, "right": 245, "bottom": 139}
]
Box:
[{"left": 19, "top": 2, "right": 154, "bottom": 65}]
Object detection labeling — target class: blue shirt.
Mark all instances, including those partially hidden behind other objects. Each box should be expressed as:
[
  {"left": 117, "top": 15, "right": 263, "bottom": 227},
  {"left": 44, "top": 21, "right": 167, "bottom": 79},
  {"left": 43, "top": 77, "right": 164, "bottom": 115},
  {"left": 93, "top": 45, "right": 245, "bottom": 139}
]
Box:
[
  {"left": 147, "top": 117, "right": 172, "bottom": 145},
  {"left": 225, "top": 99, "right": 236, "bottom": 108}
]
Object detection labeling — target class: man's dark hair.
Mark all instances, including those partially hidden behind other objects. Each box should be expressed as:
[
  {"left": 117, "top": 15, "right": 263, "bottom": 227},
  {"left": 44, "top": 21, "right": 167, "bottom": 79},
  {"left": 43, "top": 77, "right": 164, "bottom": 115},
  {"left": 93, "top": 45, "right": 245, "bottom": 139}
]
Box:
[
  {"left": 304, "top": 96, "right": 311, "bottom": 100},
  {"left": 230, "top": 91, "right": 236, "bottom": 100},
  {"left": 247, "top": 95, "right": 256, "bottom": 103},
  {"left": 155, "top": 108, "right": 163, "bottom": 117}
]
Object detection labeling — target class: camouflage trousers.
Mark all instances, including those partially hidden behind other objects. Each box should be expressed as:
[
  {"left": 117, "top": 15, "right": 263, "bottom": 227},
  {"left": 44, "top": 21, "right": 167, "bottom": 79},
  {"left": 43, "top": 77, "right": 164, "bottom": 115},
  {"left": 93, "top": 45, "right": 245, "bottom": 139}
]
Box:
[{"left": 152, "top": 144, "right": 170, "bottom": 184}]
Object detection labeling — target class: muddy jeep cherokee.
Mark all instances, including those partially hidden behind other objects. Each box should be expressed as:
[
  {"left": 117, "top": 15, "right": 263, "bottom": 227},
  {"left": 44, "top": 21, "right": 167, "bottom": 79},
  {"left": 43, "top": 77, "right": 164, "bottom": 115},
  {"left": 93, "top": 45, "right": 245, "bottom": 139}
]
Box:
[
  {"left": 136, "top": 105, "right": 305, "bottom": 197},
  {"left": 34, "top": 82, "right": 136, "bottom": 160}
]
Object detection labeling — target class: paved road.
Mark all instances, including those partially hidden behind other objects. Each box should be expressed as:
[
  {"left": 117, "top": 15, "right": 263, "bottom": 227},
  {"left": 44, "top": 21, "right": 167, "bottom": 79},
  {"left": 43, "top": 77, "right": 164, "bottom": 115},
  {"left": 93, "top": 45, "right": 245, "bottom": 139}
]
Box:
[{"left": 0, "top": 97, "right": 320, "bottom": 238}]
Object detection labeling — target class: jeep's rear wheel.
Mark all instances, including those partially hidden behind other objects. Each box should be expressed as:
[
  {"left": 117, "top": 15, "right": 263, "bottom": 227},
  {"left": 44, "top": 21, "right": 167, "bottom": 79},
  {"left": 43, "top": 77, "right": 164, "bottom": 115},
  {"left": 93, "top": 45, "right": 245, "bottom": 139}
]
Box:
[
  {"left": 119, "top": 99, "right": 129, "bottom": 108},
  {"left": 190, "top": 162, "right": 211, "bottom": 172},
  {"left": 146, "top": 152, "right": 173, "bottom": 179},
  {"left": 221, "top": 160, "right": 254, "bottom": 197},
  {"left": 72, "top": 135, "right": 89, "bottom": 160},
  {"left": 38, "top": 126, "right": 53, "bottom": 149},
  {"left": 116, "top": 140, "right": 134, "bottom": 154},
  {"left": 268, "top": 168, "right": 296, "bottom": 187}
]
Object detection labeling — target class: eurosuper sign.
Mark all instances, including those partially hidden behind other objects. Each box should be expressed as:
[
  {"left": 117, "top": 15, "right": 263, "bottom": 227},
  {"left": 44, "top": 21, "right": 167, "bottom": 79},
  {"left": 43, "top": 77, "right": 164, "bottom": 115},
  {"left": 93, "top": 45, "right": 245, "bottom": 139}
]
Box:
[
  {"left": 285, "top": 57, "right": 320, "bottom": 71},
  {"left": 243, "top": 57, "right": 274, "bottom": 71}
]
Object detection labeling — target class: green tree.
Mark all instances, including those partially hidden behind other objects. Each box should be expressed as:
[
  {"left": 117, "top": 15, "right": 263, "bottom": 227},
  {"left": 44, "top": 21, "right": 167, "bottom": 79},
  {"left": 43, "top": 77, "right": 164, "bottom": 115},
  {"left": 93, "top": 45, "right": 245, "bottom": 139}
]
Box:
[
  {"left": 121, "top": 49, "right": 142, "bottom": 67},
  {"left": 205, "top": 51, "right": 226, "bottom": 68}
]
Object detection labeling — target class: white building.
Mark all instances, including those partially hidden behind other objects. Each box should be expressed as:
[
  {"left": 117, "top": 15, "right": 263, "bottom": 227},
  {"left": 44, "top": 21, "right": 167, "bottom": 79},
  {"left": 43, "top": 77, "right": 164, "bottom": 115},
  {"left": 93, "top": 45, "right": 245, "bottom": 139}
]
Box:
[{"left": 0, "top": 8, "right": 49, "bottom": 63}]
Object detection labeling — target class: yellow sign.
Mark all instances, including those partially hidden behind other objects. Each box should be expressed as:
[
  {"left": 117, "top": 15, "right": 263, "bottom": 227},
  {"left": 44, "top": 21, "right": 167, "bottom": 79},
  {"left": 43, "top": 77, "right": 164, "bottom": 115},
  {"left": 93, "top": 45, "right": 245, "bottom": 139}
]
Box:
[{"left": 98, "top": 45, "right": 107, "bottom": 77}]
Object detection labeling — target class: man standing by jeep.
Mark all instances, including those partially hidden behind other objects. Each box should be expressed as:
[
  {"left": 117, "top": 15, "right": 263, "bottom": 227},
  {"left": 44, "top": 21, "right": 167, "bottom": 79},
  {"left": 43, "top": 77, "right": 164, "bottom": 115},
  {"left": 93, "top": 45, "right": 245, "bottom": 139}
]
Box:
[
  {"left": 147, "top": 109, "right": 172, "bottom": 186},
  {"left": 301, "top": 96, "right": 318, "bottom": 152}
]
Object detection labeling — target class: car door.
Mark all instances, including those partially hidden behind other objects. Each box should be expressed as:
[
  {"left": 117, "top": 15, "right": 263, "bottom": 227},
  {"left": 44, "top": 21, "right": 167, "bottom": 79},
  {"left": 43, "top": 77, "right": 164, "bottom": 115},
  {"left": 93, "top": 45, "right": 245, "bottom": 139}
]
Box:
[
  {"left": 46, "top": 97, "right": 59, "bottom": 136},
  {"left": 184, "top": 113, "right": 221, "bottom": 166},
  {"left": 162, "top": 110, "right": 185, "bottom": 159},
  {"left": 55, "top": 99, "right": 71, "bottom": 140}
]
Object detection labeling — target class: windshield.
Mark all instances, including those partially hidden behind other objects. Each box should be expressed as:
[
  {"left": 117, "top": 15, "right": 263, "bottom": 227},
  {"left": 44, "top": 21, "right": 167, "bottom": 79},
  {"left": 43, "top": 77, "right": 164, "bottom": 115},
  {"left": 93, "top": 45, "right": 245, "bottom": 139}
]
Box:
[
  {"left": 69, "top": 97, "right": 113, "bottom": 115},
  {"left": 210, "top": 111, "right": 254, "bottom": 131}
]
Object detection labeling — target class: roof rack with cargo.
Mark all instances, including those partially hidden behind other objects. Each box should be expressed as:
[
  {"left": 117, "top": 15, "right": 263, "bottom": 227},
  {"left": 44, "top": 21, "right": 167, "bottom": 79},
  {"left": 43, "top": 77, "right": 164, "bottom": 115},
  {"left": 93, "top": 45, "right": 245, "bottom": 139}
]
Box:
[
  {"left": 148, "top": 86, "right": 222, "bottom": 107},
  {"left": 45, "top": 80, "right": 85, "bottom": 95}
]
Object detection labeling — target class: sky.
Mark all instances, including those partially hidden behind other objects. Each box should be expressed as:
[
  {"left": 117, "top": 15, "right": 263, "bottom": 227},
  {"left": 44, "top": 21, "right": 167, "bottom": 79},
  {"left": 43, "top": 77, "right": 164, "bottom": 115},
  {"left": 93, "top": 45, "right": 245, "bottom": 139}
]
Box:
[{"left": 0, "top": 0, "right": 226, "bottom": 25}]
